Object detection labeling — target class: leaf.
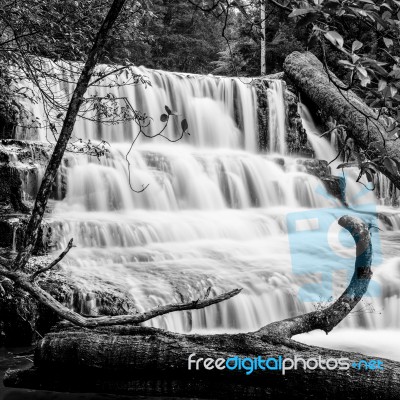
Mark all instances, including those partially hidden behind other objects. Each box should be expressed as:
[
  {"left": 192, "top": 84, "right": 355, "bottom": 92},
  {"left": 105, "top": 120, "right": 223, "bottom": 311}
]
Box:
[
  {"left": 383, "top": 157, "right": 399, "bottom": 176},
  {"left": 160, "top": 114, "right": 168, "bottom": 122},
  {"left": 181, "top": 119, "right": 188, "bottom": 132},
  {"left": 288, "top": 8, "right": 314, "bottom": 18},
  {"left": 356, "top": 66, "right": 371, "bottom": 86},
  {"left": 324, "top": 30, "right": 344, "bottom": 48},
  {"left": 382, "top": 10, "right": 392, "bottom": 20},
  {"left": 378, "top": 79, "right": 387, "bottom": 91},
  {"left": 338, "top": 60, "right": 354, "bottom": 68},
  {"left": 56, "top": 113, "right": 63, "bottom": 119},
  {"left": 337, "top": 162, "right": 359, "bottom": 169},
  {"left": 383, "top": 37, "right": 393, "bottom": 47},
  {"left": 381, "top": 2, "right": 393, "bottom": 10},
  {"left": 165, "top": 105, "right": 172, "bottom": 115},
  {"left": 390, "top": 85, "right": 398, "bottom": 97},
  {"left": 352, "top": 40, "right": 363, "bottom": 52}
]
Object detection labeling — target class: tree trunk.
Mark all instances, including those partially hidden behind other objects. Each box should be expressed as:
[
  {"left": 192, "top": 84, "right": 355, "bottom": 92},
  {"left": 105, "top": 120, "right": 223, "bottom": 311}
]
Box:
[
  {"left": 4, "top": 326, "right": 400, "bottom": 399},
  {"left": 11, "top": 0, "right": 129, "bottom": 272},
  {"left": 283, "top": 51, "right": 400, "bottom": 189},
  {"left": 260, "top": 2, "right": 266, "bottom": 75}
]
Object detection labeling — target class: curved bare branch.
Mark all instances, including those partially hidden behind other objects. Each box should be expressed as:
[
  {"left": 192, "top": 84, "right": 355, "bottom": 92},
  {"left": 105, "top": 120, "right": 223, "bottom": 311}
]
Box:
[{"left": 257, "top": 215, "right": 372, "bottom": 339}]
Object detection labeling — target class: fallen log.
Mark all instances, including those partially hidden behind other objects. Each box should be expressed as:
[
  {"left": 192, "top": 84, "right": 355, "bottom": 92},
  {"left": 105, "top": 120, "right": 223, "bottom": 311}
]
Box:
[
  {"left": 283, "top": 51, "right": 400, "bottom": 189},
  {"left": 5, "top": 216, "right": 400, "bottom": 398}
]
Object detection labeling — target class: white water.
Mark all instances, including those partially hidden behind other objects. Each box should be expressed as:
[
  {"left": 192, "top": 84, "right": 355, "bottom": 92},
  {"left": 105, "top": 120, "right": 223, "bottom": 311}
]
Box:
[
  {"left": 16, "top": 62, "right": 400, "bottom": 361},
  {"left": 268, "top": 80, "right": 287, "bottom": 154}
]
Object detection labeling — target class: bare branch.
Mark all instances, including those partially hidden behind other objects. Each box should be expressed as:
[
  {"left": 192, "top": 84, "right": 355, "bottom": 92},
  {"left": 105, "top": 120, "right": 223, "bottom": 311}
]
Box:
[
  {"left": 30, "top": 239, "right": 74, "bottom": 282},
  {"left": 0, "top": 263, "right": 242, "bottom": 328},
  {"left": 257, "top": 215, "right": 372, "bottom": 339},
  {"left": 320, "top": 124, "right": 346, "bottom": 138}
]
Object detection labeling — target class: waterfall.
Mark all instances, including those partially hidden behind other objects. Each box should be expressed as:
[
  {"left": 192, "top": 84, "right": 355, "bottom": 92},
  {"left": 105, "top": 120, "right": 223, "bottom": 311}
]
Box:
[
  {"left": 15, "top": 60, "right": 259, "bottom": 151},
  {"left": 12, "top": 61, "right": 400, "bottom": 360},
  {"left": 298, "top": 102, "right": 378, "bottom": 207},
  {"left": 267, "top": 80, "right": 287, "bottom": 154}
]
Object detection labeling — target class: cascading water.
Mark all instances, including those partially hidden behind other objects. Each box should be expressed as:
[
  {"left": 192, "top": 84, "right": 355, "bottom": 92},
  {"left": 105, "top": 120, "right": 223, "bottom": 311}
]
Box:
[
  {"left": 267, "top": 80, "right": 287, "bottom": 155},
  {"left": 298, "top": 100, "right": 400, "bottom": 359},
  {"left": 16, "top": 61, "right": 400, "bottom": 361}
]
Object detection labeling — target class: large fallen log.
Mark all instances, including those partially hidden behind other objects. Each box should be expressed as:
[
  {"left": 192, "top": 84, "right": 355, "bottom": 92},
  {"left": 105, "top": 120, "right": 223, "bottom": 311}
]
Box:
[
  {"left": 283, "top": 51, "right": 400, "bottom": 189},
  {"left": 4, "top": 216, "right": 400, "bottom": 398}
]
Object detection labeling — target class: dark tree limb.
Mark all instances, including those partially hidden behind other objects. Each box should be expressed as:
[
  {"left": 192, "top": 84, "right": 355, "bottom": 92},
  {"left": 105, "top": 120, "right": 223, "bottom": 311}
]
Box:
[
  {"left": 30, "top": 239, "right": 74, "bottom": 282},
  {"left": 11, "top": 0, "right": 130, "bottom": 272},
  {"left": 283, "top": 51, "right": 400, "bottom": 189},
  {"left": 0, "top": 260, "right": 242, "bottom": 327},
  {"left": 257, "top": 215, "right": 372, "bottom": 339}
]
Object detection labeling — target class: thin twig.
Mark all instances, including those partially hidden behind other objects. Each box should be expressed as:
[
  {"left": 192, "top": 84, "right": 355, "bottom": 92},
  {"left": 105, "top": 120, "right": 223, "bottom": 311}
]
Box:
[{"left": 30, "top": 239, "right": 74, "bottom": 281}]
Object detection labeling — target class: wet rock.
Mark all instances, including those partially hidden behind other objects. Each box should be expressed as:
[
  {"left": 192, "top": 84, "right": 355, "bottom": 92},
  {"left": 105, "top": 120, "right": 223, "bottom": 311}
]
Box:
[
  {"left": 0, "top": 215, "right": 53, "bottom": 255},
  {"left": 0, "top": 257, "right": 139, "bottom": 346},
  {"left": 0, "top": 139, "right": 68, "bottom": 212},
  {"left": 254, "top": 79, "right": 270, "bottom": 151},
  {"left": 320, "top": 176, "right": 345, "bottom": 204},
  {"left": 0, "top": 165, "right": 29, "bottom": 213},
  {"left": 296, "top": 158, "right": 331, "bottom": 178},
  {"left": 285, "top": 89, "right": 314, "bottom": 157},
  {"left": 0, "top": 140, "right": 50, "bottom": 212},
  {"left": 0, "top": 117, "right": 16, "bottom": 140},
  {"left": 254, "top": 77, "right": 313, "bottom": 156}
]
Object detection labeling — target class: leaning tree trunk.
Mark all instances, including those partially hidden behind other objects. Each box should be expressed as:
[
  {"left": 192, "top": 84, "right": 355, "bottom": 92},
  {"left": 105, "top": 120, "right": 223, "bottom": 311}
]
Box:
[
  {"left": 4, "top": 216, "right": 400, "bottom": 398},
  {"left": 283, "top": 51, "right": 400, "bottom": 189},
  {"left": 4, "top": 325, "right": 400, "bottom": 399}
]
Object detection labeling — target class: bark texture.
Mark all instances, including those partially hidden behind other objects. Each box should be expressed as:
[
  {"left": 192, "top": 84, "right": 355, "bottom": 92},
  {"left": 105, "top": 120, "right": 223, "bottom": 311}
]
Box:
[
  {"left": 4, "top": 326, "right": 400, "bottom": 399},
  {"left": 283, "top": 51, "right": 400, "bottom": 189}
]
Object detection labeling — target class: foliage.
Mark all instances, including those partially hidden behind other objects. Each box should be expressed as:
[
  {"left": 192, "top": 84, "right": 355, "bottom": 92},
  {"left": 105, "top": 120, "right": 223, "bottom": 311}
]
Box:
[
  {"left": 285, "top": 0, "right": 400, "bottom": 176},
  {"left": 189, "top": 0, "right": 400, "bottom": 181},
  {"left": 142, "top": 1, "right": 225, "bottom": 73}
]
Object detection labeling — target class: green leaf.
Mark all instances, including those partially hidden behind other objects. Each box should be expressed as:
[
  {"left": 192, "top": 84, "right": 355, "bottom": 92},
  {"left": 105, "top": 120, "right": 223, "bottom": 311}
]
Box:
[
  {"left": 160, "top": 114, "right": 168, "bottom": 122},
  {"left": 165, "top": 105, "right": 172, "bottom": 115}
]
